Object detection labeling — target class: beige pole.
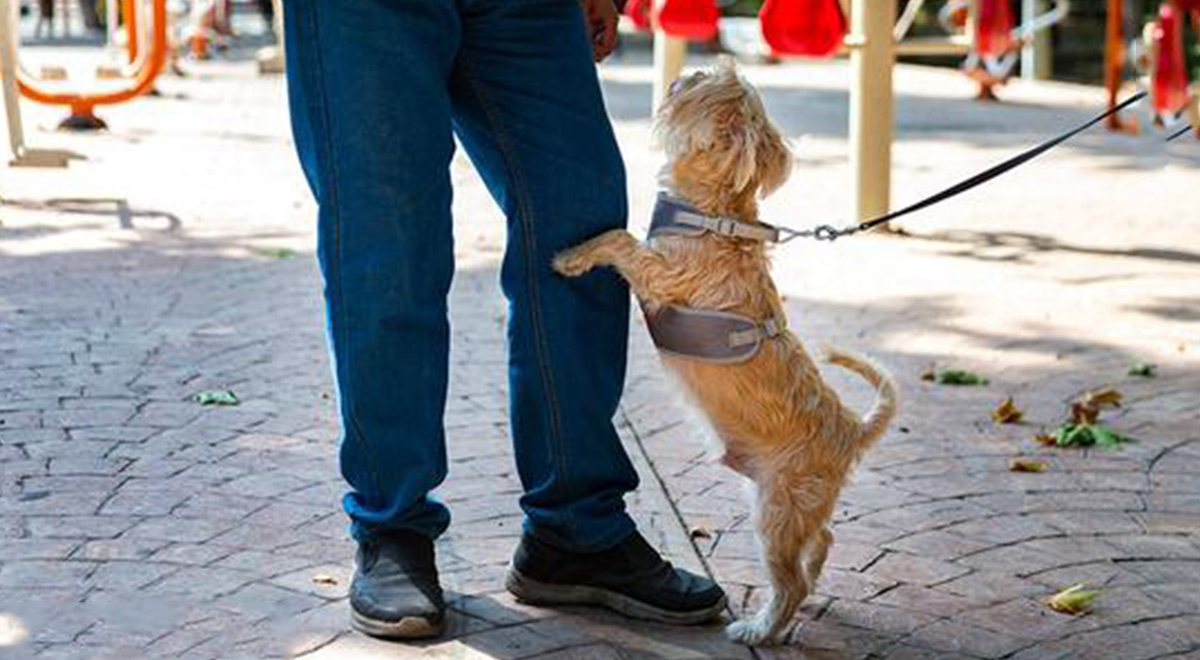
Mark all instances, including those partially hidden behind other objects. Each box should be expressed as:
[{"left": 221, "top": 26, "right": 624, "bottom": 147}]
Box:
[
  {"left": 0, "top": 0, "right": 28, "bottom": 163},
  {"left": 848, "top": 0, "right": 897, "bottom": 223},
  {"left": 650, "top": 0, "right": 686, "bottom": 115}
]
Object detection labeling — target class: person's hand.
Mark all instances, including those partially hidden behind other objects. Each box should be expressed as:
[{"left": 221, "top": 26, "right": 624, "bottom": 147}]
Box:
[{"left": 579, "top": 0, "right": 619, "bottom": 62}]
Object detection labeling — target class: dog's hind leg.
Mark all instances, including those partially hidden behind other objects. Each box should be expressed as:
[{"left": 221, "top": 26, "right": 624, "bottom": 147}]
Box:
[
  {"left": 803, "top": 525, "right": 833, "bottom": 588},
  {"left": 726, "top": 487, "right": 813, "bottom": 646}
]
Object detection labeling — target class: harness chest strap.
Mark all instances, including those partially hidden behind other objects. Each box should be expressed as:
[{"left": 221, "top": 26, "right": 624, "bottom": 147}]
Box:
[{"left": 643, "top": 303, "right": 785, "bottom": 365}]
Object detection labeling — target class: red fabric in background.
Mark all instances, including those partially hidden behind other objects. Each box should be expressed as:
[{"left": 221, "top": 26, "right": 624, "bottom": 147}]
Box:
[
  {"left": 759, "top": 0, "right": 847, "bottom": 57},
  {"left": 975, "top": 0, "right": 1016, "bottom": 56},
  {"left": 625, "top": 0, "right": 652, "bottom": 31},
  {"left": 655, "top": 0, "right": 719, "bottom": 40},
  {"left": 1152, "top": 2, "right": 1191, "bottom": 115}
]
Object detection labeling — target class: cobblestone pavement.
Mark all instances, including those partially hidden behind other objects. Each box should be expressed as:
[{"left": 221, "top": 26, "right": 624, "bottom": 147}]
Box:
[{"left": 2, "top": 40, "right": 1198, "bottom": 660}]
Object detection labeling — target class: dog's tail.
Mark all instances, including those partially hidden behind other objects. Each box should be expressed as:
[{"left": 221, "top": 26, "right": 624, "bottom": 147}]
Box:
[{"left": 822, "top": 346, "right": 899, "bottom": 449}]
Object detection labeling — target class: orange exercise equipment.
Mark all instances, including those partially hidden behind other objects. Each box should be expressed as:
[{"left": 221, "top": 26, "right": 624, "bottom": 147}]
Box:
[
  {"left": 1151, "top": 2, "right": 1191, "bottom": 117},
  {"left": 759, "top": 0, "right": 846, "bottom": 57},
  {"left": 1105, "top": 0, "right": 1198, "bottom": 133},
  {"left": 975, "top": 0, "right": 1017, "bottom": 56},
  {"left": 1103, "top": 0, "right": 1134, "bottom": 131},
  {"left": 655, "top": 0, "right": 719, "bottom": 41},
  {"left": 13, "top": 0, "right": 167, "bottom": 130},
  {"left": 625, "top": 0, "right": 652, "bottom": 32}
]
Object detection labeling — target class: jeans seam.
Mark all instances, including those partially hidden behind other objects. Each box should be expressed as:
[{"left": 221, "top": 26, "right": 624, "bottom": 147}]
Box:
[
  {"left": 457, "top": 59, "right": 573, "bottom": 533},
  {"left": 303, "top": 0, "right": 386, "bottom": 510}
]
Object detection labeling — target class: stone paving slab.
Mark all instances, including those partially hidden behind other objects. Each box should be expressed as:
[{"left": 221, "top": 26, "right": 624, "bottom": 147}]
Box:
[{"left": 2, "top": 34, "right": 1199, "bottom": 660}]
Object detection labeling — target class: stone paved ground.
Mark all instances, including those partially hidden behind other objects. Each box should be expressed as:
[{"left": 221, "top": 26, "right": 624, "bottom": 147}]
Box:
[{"left": 2, "top": 32, "right": 1199, "bottom": 660}]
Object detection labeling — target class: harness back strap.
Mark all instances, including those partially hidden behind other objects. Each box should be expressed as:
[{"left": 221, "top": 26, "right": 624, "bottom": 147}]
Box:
[{"left": 643, "top": 304, "right": 783, "bottom": 365}]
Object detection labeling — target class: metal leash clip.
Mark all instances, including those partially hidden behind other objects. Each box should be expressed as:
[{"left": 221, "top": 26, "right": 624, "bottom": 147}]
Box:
[
  {"left": 813, "top": 224, "right": 849, "bottom": 241},
  {"left": 777, "top": 223, "right": 856, "bottom": 243}
]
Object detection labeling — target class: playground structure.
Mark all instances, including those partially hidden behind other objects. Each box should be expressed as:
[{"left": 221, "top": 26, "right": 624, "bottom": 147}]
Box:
[
  {"left": 1, "top": 0, "right": 284, "bottom": 166},
  {"left": 1104, "top": 0, "right": 1200, "bottom": 135},
  {"left": 643, "top": 0, "right": 1070, "bottom": 225},
  {"left": 640, "top": 0, "right": 1192, "bottom": 226},
  {"left": 1, "top": 0, "right": 167, "bottom": 131}
]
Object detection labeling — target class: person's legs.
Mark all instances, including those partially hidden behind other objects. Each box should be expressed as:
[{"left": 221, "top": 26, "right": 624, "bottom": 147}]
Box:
[
  {"left": 448, "top": 0, "right": 637, "bottom": 554},
  {"left": 284, "top": 0, "right": 459, "bottom": 548}
]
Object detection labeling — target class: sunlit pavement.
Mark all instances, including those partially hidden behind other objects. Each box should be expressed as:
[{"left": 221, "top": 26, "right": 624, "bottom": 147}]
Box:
[{"left": 1, "top": 34, "right": 1198, "bottom": 660}]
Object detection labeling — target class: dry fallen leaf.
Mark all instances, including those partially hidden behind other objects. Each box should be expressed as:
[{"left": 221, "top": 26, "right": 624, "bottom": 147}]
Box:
[
  {"left": 992, "top": 397, "right": 1023, "bottom": 424},
  {"left": 311, "top": 574, "right": 339, "bottom": 586},
  {"left": 1047, "top": 584, "right": 1098, "bottom": 615},
  {"left": 1070, "top": 388, "right": 1122, "bottom": 425},
  {"left": 1083, "top": 388, "right": 1123, "bottom": 408},
  {"left": 689, "top": 527, "right": 713, "bottom": 541},
  {"left": 919, "top": 365, "right": 936, "bottom": 382},
  {"left": 1034, "top": 434, "right": 1057, "bottom": 446},
  {"left": 1009, "top": 457, "right": 1048, "bottom": 473},
  {"left": 1070, "top": 402, "right": 1098, "bottom": 425}
]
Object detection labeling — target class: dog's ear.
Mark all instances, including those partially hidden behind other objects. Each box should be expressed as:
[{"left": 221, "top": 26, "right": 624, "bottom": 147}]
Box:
[
  {"left": 753, "top": 121, "right": 792, "bottom": 197},
  {"left": 726, "top": 109, "right": 792, "bottom": 197}
]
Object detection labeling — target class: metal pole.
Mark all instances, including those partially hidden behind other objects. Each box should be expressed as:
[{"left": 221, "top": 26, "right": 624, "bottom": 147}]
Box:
[
  {"left": 652, "top": 33, "right": 686, "bottom": 114},
  {"left": 1021, "top": 0, "right": 1052, "bottom": 80},
  {"left": 650, "top": 0, "right": 686, "bottom": 115},
  {"left": 256, "top": 0, "right": 285, "bottom": 74},
  {"left": 107, "top": 0, "right": 119, "bottom": 52},
  {"left": 848, "top": 0, "right": 896, "bottom": 223},
  {"left": 0, "top": 0, "right": 28, "bottom": 162}
]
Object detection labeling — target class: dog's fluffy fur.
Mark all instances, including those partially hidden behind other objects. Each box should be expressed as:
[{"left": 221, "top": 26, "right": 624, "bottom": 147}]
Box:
[{"left": 553, "top": 62, "right": 899, "bottom": 646}]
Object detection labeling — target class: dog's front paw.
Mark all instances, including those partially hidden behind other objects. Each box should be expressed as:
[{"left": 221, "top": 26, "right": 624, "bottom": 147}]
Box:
[
  {"left": 725, "top": 617, "right": 783, "bottom": 646},
  {"left": 552, "top": 249, "right": 595, "bottom": 277}
]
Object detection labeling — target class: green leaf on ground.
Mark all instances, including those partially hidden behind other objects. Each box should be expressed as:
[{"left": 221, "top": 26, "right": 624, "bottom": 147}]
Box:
[
  {"left": 1047, "top": 584, "right": 1098, "bottom": 615},
  {"left": 932, "top": 369, "right": 989, "bottom": 386},
  {"left": 1048, "top": 422, "right": 1136, "bottom": 448},
  {"left": 1128, "top": 363, "right": 1156, "bottom": 378},
  {"left": 192, "top": 389, "right": 239, "bottom": 406},
  {"left": 254, "top": 247, "right": 297, "bottom": 259}
]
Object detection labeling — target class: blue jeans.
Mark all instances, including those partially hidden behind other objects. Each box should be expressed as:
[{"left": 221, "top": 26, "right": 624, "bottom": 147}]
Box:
[{"left": 284, "top": 0, "right": 638, "bottom": 552}]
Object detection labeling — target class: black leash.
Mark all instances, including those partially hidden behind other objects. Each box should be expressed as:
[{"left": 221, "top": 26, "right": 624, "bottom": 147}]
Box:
[
  {"left": 777, "top": 91, "right": 1149, "bottom": 242},
  {"left": 1166, "top": 123, "right": 1193, "bottom": 142}
]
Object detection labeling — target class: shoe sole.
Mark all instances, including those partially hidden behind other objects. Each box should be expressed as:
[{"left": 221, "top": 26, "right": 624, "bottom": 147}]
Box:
[
  {"left": 351, "top": 608, "right": 447, "bottom": 640},
  {"left": 505, "top": 566, "right": 727, "bottom": 625}
]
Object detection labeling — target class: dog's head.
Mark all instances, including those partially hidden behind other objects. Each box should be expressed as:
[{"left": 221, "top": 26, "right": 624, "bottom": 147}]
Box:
[{"left": 655, "top": 60, "right": 792, "bottom": 201}]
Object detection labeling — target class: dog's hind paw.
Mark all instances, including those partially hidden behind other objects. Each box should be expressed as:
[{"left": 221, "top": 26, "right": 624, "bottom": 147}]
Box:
[{"left": 725, "top": 618, "right": 783, "bottom": 646}]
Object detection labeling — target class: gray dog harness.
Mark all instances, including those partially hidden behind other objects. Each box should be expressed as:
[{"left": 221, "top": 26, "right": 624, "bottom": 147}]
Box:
[{"left": 642, "top": 193, "right": 786, "bottom": 365}]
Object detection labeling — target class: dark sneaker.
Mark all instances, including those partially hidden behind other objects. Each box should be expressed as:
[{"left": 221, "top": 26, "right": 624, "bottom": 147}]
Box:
[
  {"left": 349, "top": 531, "right": 446, "bottom": 640},
  {"left": 505, "top": 531, "right": 727, "bottom": 625}
]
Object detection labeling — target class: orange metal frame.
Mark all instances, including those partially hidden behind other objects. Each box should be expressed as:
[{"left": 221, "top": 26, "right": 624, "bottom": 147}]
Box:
[
  {"left": 15, "top": 0, "right": 166, "bottom": 124},
  {"left": 1103, "top": 0, "right": 1134, "bottom": 131},
  {"left": 1105, "top": 0, "right": 1200, "bottom": 133}
]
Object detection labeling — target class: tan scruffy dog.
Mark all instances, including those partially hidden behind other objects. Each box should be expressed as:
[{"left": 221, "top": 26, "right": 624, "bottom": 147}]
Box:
[{"left": 553, "top": 61, "right": 899, "bottom": 646}]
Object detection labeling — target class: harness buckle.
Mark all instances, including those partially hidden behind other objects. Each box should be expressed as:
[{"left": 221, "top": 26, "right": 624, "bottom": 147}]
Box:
[{"left": 714, "top": 218, "right": 739, "bottom": 237}]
